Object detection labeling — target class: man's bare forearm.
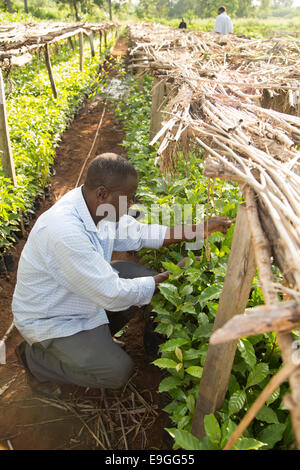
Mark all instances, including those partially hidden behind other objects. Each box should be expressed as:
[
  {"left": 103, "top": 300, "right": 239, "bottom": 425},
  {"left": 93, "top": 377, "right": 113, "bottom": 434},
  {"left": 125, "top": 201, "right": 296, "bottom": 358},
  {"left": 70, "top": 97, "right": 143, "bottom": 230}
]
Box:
[
  {"left": 163, "top": 217, "right": 232, "bottom": 246},
  {"left": 163, "top": 223, "right": 205, "bottom": 246}
]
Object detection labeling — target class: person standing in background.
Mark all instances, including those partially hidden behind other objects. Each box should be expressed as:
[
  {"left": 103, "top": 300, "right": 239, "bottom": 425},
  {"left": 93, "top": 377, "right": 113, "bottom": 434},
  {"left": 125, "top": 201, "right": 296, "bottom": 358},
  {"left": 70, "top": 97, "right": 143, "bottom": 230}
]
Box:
[
  {"left": 178, "top": 18, "right": 187, "bottom": 29},
  {"left": 214, "top": 6, "right": 233, "bottom": 35}
]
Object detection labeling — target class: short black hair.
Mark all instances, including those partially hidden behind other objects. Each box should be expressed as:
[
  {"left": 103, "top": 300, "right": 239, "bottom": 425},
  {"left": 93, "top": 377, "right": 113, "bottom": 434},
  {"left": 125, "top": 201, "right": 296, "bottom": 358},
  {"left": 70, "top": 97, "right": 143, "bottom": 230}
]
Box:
[
  {"left": 84, "top": 153, "right": 137, "bottom": 190},
  {"left": 218, "top": 6, "right": 226, "bottom": 13}
]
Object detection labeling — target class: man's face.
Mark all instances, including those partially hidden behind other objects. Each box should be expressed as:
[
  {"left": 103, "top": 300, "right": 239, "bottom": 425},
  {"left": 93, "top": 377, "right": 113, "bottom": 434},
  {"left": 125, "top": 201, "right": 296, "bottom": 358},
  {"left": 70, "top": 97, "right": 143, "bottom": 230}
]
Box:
[{"left": 95, "top": 174, "right": 138, "bottom": 223}]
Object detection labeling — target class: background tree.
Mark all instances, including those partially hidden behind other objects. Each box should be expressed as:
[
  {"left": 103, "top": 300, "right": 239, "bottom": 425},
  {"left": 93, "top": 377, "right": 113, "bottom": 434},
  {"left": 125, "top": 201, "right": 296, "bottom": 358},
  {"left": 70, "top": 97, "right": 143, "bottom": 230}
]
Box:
[
  {"left": 236, "top": 0, "right": 253, "bottom": 17},
  {"left": 4, "top": 0, "right": 13, "bottom": 13}
]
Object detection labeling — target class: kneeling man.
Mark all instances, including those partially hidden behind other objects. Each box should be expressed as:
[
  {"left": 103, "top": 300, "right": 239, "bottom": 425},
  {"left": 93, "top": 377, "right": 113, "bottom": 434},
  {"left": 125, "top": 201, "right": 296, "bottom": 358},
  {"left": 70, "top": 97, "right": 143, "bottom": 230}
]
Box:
[{"left": 13, "top": 153, "right": 231, "bottom": 396}]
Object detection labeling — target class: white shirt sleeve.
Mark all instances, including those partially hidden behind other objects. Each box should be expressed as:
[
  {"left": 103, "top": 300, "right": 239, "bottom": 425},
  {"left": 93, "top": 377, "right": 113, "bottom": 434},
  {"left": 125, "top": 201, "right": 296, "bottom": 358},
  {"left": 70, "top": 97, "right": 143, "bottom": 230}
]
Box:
[
  {"left": 113, "top": 215, "right": 168, "bottom": 252},
  {"left": 48, "top": 225, "right": 155, "bottom": 312}
]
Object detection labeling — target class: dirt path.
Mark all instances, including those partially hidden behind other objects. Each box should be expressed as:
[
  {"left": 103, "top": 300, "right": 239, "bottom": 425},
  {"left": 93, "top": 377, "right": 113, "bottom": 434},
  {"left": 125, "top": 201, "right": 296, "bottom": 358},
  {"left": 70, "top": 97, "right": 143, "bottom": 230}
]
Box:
[{"left": 0, "top": 36, "right": 167, "bottom": 451}]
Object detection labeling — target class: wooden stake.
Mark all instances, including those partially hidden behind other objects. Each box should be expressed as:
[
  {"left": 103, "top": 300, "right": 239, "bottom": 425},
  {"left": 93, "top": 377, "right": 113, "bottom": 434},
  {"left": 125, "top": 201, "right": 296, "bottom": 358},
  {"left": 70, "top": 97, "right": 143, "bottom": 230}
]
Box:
[
  {"left": 89, "top": 32, "right": 95, "bottom": 58},
  {"left": 99, "top": 31, "right": 102, "bottom": 55},
  {"left": 79, "top": 32, "right": 84, "bottom": 71},
  {"left": 150, "top": 79, "right": 165, "bottom": 141},
  {"left": 104, "top": 32, "right": 107, "bottom": 48},
  {"left": 44, "top": 44, "right": 57, "bottom": 99},
  {"left": 68, "top": 37, "right": 74, "bottom": 50},
  {"left": 0, "top": 69, "right": 16, "bottom": 184},
  {"left": 191, "top": 203, "right": 256, "bottom": 440}
]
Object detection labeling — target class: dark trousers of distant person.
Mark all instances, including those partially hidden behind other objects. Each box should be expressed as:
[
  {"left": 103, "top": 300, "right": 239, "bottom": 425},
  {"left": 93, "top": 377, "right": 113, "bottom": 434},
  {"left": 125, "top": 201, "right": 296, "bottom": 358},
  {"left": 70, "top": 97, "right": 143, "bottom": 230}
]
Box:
[{"left": 24, "top": 261, "right": 157, "bottom": 389}]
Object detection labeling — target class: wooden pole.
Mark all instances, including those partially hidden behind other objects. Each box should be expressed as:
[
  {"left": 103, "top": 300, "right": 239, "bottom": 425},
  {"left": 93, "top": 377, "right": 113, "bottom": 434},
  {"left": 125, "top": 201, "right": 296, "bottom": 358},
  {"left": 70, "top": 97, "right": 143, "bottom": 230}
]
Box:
[
  {"left": 150, "top": 78, "right": 165, "bottom": 141},
  {"left": 44, "top": 44, "right": 57, "bottom": 99},
  {"left": 68, "top": 37, "right": 74, "bottom": 50},
  {"left": 191, "top": 203, "right": 256, "bottom": 439},
  {"left": 79, "top": 32, "right": 84, "bottom": 71},
  {"left": 0, "top": 69, "right": 16, "bottom": 184},
  {"left": 99, "top": 31, "right": 103, "bottom": 56},
  {"left": 108, "top": 0, "right": 113, "bottom": 21},
  {"left": 104, "top": 32, "right": 107, "bottom": 48},
  {"left": 89, "top": 32, "right": 95, "bottom": 58}
]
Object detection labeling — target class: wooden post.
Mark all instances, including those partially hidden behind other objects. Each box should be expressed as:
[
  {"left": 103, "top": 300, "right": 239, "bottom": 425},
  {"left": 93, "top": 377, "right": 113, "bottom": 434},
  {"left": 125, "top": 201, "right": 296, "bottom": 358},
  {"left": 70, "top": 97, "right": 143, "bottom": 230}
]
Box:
[
  {"left": 89, "top": 32, "right": 95, "bottom": 57},
  {"left": 68, "top": 36, "right": 74, "bottom": 50},
  {"left": 99, "top": 31, "right": 103, "bottom": 56},
  {"left": 104, "top": 32, "right": 107, "bottom": 48},
  {"left": 44, "top": 44, "right": 57, "bottom": 99},
  {"left": 150, "top": 78, "right": 165, "bottom": 141},
  {"left": 191, "top": 203, "right": 257, "bottom": 439},
  {"left": 0, "top": 69, "right": 16, "bottom": 184},
  {"left": 79, "top": 32, "right": 84, "bottom": 71}
]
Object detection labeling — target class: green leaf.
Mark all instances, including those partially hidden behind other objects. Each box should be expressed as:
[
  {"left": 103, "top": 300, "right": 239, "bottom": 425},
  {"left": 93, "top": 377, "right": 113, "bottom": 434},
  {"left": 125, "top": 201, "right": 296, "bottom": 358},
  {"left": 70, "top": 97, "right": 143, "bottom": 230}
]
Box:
[
  {"left": 204, "top": 414, "right": 221, "bottom": 445},
  {"left": 246, "top": 363, "right": 269, "bottom": 388},
  {"left": 186, "top": 394, "right": 195, "bottom": 413},
  {"left": 258, "top": 423, "right": 286, "bottom": 449},
  {"left": 228, "top": 390, "right": 246, "bottom": 416},
  {"left": 166, "top": 428, "right": 203, "bottom": 450},
  {"left": 152, "top": 305, "right": 172, "bottom": 316},
  {"left": 161, "top": 261, "right": 182, "bottom": 274},
  {"left": 266, "top": 387, "right": 280, "bottom": 406},
  {"left": 185, "top": 366, "right": 203, "bottom": 378},
  {"left": 220, "top": 419, "right": 237, "bottom": 448},
  {"left": 256, "top": 405, "right": 279, "bottom": 424},
  {"left": 158, "top": 283, "right": 178, "bottom": 296},
  {"left": 180, "top": 285, "right": 193, "bottom": 296},
  {"left": 233, "top": 437, "right": 267, "bottom": 450},
  {"left": 237, "top": 338, "right": 257, "bottom": 369},
  {"left": 193, "top": 323, "right": 213, "bottom": 339},
  {"left": 175, "top": 347, "right": 183, "bottom": 362},
  {"left": 152, "top": 358, "right": 178, "bottom": 369},
  {"left": 160, "top": 338, "right": 189, "bottom": 352},
  {"left": 158, "top": 376, "right": 181, "bottom": 393},
  {"left": 198, "top": 285, "right": 223, "bottom": 303},
  {"left": 158, "top": 283, "right": 181, "bottom": 307},
  {"left": 181, "top": 303, "right": 196, "bottom": 314},
  {"left": 166, "top": 324, "right": 174, "bottom": 338}
]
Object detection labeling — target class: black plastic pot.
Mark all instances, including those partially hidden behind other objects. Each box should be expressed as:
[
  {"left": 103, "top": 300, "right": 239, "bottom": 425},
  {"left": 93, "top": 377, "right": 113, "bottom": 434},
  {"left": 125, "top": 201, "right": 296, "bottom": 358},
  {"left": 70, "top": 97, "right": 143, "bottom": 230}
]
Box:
[
  {"left": 44, "top": 185, "right": 50, "bottom": 198},
  {"left": 4, "top": 252, "right": 15, "bottom": 272},
  {"left": 33, "top": 199, "right": 41, "bottom": 211},
  {"left": 0, "top": 256, "right": 7, "bottom": 277}
]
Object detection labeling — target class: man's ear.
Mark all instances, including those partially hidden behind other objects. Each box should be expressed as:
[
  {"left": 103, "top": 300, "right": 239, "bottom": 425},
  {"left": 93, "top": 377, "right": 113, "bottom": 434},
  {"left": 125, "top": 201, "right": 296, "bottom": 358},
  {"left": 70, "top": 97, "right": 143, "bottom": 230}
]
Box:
[{"left": 95, "top": 185, "right": 110, "bottom": 202}]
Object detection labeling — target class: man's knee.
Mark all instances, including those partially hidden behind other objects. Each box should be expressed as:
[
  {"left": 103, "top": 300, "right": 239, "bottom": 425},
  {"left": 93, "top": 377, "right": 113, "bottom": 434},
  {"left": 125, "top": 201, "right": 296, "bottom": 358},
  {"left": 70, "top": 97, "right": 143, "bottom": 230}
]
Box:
[
  {"left": 108, "top": 352, "right": 134, "bottom": 389},
  {"left": 111, "top": 260, "right": 157, "bottom": 279}
]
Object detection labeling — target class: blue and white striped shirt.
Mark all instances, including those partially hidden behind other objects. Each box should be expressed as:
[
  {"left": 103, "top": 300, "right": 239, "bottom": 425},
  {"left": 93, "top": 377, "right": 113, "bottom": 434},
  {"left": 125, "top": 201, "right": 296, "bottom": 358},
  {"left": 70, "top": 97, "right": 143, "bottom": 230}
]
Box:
[{"left": 12, "top": 187, "right": 167, "bottom": 345}]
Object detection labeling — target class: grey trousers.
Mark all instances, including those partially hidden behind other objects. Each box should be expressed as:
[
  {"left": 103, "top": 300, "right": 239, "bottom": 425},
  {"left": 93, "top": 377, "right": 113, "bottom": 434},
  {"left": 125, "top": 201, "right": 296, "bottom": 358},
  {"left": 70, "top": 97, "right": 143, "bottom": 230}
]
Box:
[{"left": 25, "top": 260, "right": 157, "bottom": 389}]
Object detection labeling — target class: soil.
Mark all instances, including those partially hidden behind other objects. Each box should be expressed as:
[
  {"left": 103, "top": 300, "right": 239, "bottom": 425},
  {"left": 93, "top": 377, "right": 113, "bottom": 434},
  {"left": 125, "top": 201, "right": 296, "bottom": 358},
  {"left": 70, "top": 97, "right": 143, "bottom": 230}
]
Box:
[{"left": 0, "top": 36, "right": 168, "bottom": 451}]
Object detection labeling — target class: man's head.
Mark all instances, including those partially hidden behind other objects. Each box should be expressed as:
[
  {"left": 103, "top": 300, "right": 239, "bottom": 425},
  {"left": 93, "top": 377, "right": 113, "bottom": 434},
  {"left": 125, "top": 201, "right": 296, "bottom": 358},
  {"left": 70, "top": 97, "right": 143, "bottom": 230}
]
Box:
[
  {"left": 82, "top": 153, "right": 138, "bottom": 224},
  {"left": 218, "top": 6, "right": 226, "bottom": 14}
]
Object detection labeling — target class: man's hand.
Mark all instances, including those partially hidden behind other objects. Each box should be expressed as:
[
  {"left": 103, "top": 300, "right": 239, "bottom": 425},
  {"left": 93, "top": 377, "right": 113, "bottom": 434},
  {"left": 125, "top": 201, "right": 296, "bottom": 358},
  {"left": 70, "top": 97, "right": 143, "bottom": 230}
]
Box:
[
  {"left": 153, "top": 271, "right": 170, "bottom": 288},
  {"left": 176, "top": 256, "right": 201, "bottom": 269},
  {"left": 204, "top": 217, "right": 233, "bottom": 237},
  {"left": 154, "top": 256, "right": 201, "bottom": 288}
]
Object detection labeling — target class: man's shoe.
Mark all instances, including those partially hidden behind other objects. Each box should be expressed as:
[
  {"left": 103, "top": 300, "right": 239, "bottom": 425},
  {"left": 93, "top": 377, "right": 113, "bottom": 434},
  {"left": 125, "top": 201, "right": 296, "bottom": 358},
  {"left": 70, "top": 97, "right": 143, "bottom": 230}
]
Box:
[{"left": 15, "top": 341, "right": 62, "bottom": 399}]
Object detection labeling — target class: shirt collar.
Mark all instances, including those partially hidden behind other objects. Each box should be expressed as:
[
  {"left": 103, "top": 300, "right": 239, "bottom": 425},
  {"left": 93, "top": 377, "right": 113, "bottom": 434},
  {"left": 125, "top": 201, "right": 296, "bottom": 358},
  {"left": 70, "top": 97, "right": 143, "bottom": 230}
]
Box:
[{"left": 74, "top": 186, "right": 98, "bottom": 233}]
